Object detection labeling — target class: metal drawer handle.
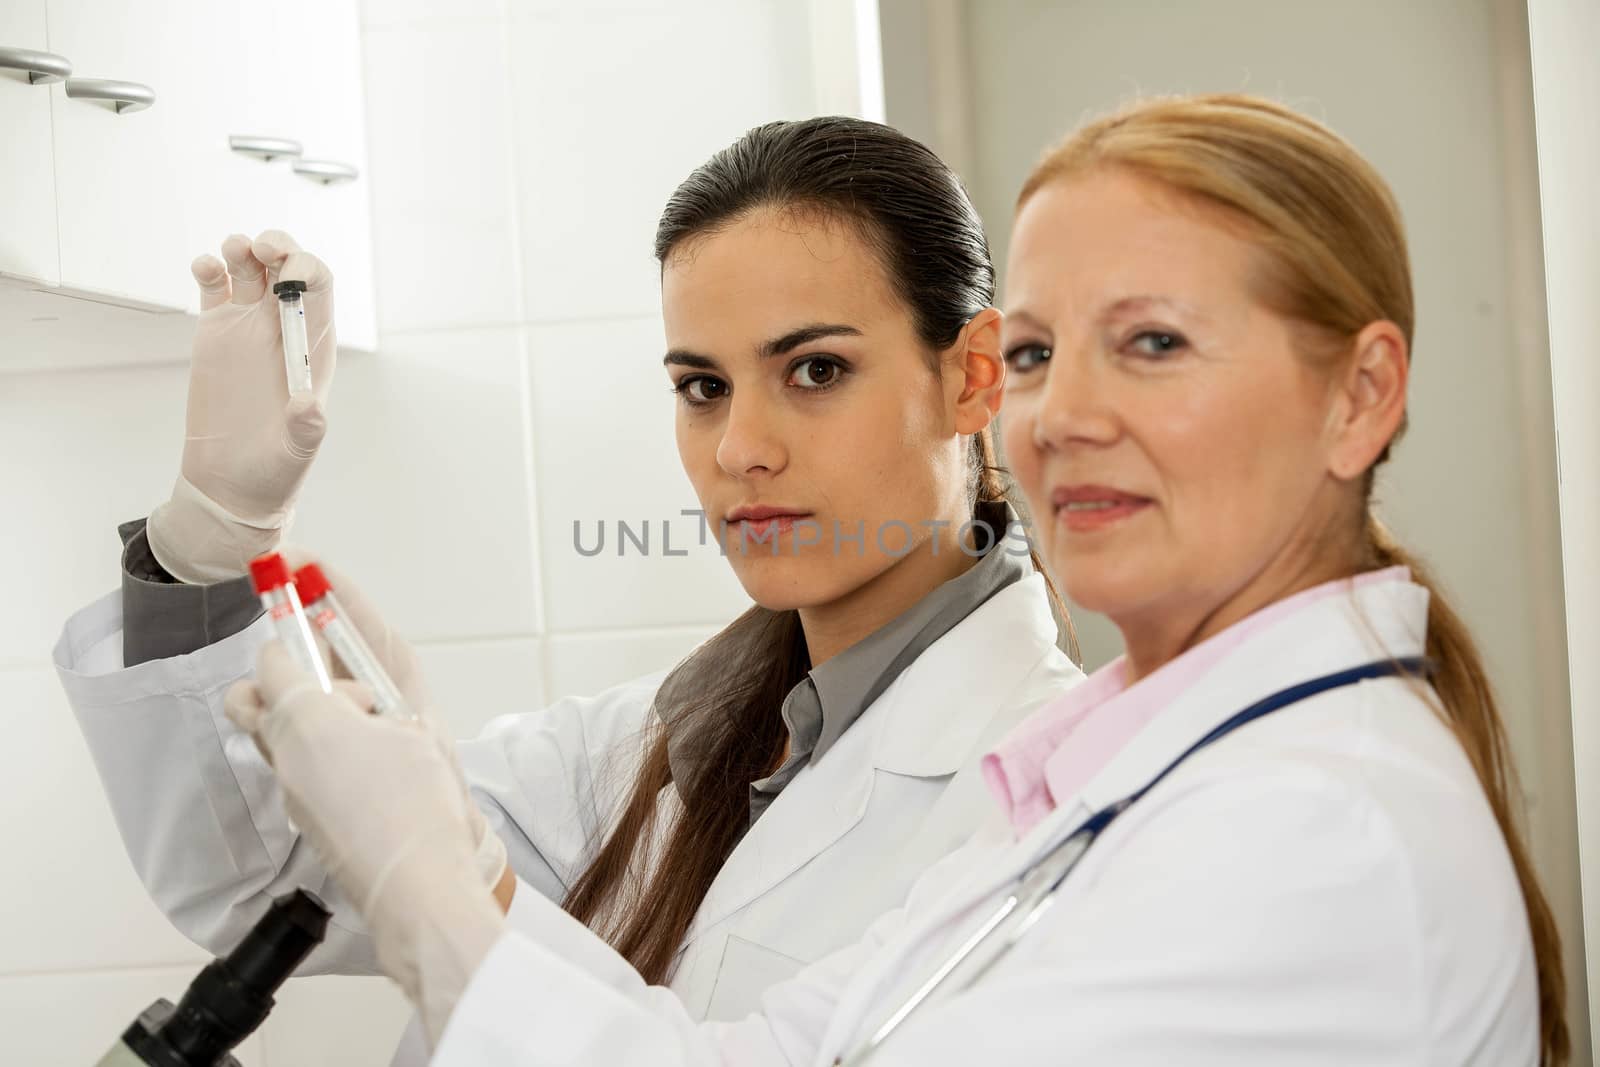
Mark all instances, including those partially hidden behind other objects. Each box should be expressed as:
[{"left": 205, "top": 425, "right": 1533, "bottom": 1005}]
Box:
[
  {"left": 292, "top": 159, "right": 359, "bottom": 185},
  {"left": 229, "top": 135, "right": 304, "bottom": 162},
  {"left": 64, "top": 77, "right": 155, "bottom": 114},
  {"left": 0, "top": 45, "right": 71, "bottom": 83}
]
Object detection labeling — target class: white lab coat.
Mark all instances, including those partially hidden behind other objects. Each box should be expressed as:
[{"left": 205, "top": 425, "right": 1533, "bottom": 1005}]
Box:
[
  {"left": 54, "top": 573, "right": 1081, "bottom": 1060},
  {"left": 428, "top": 573, "right": 1540, "bottom": 1066}
]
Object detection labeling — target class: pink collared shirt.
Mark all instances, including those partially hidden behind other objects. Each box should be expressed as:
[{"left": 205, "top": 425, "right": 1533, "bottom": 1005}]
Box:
[{"left": 981, "top": 566, "right": 1412, "bottom": 837}]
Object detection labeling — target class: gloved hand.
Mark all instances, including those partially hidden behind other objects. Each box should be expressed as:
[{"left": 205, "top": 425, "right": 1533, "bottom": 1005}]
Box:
[
  {"left": 275, "top": 548, "right": 510, "bottom": 894},
  {"left": 225, "top": 642, "right": 505, "bottom": 1048},
  {"left": 147, "top": 230, "right": 337, "bottom": 584}
]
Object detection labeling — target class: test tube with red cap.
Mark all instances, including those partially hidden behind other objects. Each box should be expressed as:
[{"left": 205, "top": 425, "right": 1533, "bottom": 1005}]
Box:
[
  {"left": 249, "top": 553, "right": 333, "bottom": 693},
  {"left": 292, "top": 563, "right": 412, "bottom": 719}
]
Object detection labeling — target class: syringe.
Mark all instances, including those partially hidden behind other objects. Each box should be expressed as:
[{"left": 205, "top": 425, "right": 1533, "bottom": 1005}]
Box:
[
  {"left": 293, "top": 563, "right": 414, "bottom": 720},
  {"left": 249, "top": 553, "right": 333, "bottom": 693}
]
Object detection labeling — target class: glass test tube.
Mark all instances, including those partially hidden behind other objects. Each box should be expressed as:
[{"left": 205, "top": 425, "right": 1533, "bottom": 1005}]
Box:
[
  {"left": 249, "top": 553, "right": 333, "bottom": 693},
  {"left": 273, "top": 279, "right": 314, "bottom": 396},
  {"left": 292, "top": 563, "right": 413, "bottom": 720}
]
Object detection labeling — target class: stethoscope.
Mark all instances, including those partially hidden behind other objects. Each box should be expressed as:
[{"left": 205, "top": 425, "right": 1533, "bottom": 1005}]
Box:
[{"left": 836, "top": 656, "right": 1433, "bottom": 1066}]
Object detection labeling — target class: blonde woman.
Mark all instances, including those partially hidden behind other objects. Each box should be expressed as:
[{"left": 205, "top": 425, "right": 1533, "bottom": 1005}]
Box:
[{"left": 230, "top": 94, "right": 1566, "bottom": 1065}]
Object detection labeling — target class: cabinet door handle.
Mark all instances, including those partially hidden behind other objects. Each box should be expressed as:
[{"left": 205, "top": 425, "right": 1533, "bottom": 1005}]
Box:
[
  {"left": 64, "top": 77, "right": 155, "bottom": 114},
  {"left": 229, "top": 135, "right": 304, "bottom": 162},
  {"left": 0, "top": 45, "right": 71, "bottom": 83},
  {"left": 292, "top": 159, "right": 359, "bottom": 184}
]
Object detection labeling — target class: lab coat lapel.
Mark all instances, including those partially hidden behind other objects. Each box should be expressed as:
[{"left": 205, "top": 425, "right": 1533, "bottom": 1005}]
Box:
[
  {"left": 684, "top": 577, "right": 1064, "bottom": 942},
  {"left": 871, "top": 576, "right": 1064, "bottom": 778},
  {"left": 685, "top": 718, "right": 877, "bottom": 942}
]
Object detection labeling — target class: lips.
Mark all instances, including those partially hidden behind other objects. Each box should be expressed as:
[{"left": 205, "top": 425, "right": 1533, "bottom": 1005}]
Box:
[
  {"left": 1050, "top": 485, "right": 1152, "bottom": 533},
  {"left": 726, "top": 505, "right": 815, "bottom": 541},
  {"left": 727, "top": 505, "right": 812, "bottom": 523}
]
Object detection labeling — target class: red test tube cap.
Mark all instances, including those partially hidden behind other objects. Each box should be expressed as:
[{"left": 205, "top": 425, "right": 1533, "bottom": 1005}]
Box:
[
  {"left": 293, "top": 563, "right": 331, "bottom": 606},
  {"left": 249, "top": 553, "right": 292, "bottom": 594}
]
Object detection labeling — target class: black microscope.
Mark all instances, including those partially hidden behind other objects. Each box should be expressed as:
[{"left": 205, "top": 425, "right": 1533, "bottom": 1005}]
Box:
[{"left": 93, "top": 890, "right": 330, "bottom": 1067}]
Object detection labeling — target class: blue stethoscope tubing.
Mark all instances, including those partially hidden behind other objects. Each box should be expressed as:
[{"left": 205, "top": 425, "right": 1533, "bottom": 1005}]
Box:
[{"left": 838, "top": 656, "right": 1434, "bottom": 1066}]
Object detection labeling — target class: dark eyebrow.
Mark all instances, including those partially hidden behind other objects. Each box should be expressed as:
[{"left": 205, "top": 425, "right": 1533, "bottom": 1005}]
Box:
[
  {"left": 760, "top": 322, "right": 862, "bottom": 359},
  {"left": 663, "top": 350, "right": 718, "bottom": 369},
  {"left": 663, "top": 322, "right": 862, "bottom": 369}
]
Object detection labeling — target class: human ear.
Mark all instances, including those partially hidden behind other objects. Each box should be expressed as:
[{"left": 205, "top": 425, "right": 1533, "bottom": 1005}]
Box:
[
  {"left": 952, "top": 307, "right": 1006, "bottom": 434},
  {"left": 1327, "top": 320, "right": 1409, "bottom": 481}
]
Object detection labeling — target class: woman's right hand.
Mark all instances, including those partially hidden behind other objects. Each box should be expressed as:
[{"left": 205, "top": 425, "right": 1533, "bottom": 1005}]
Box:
[
  {"left": 146, "top": 230, "right": 338, "bottom": 583},
  {"left": 274, "top": 548, "right": 513, "bottom": 900}
]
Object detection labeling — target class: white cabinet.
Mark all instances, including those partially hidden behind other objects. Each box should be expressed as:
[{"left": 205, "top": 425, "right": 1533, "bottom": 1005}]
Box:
[
  {"left": 270, "top": 1, "right": 376, "bottom": 351},
  {"left": 0, "top": 0, "right": 376, "bottom": 364},
  {"left": 185, "top": 1, "right": 376, "bottom": 349},
  {"left": 46, "top": 0, "right": 200, "bottom": 311},
  {"left": 0, "top": 0, "right": 62, "bottom": 287}
]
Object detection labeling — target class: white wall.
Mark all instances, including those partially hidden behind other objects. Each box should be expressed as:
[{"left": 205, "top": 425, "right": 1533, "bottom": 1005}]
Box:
[
  {"left": 1528, "top": 0, "right": 1600, "bottom": 1041},
  {"left": 883, "top": 0, "right": 1587, "bottom": 1054},
  {"left": 0, "top": 1, "right": 861, "bottom": 1061}
]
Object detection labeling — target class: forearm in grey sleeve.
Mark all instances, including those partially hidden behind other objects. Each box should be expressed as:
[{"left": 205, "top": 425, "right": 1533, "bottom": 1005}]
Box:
[{"left": 118, "top": 517, "right": 263, "bottom": 666}]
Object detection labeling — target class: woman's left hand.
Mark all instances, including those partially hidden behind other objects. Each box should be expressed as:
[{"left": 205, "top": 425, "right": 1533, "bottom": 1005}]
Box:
[{"left": 225, "top": 641, "right": 506, "bottom": 1048}]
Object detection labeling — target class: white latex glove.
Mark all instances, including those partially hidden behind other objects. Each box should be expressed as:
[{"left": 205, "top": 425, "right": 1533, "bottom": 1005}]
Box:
[
  {"left": 277, "top": 547, "right": 510, "bottom": 892},
  {"left": 147, "top": 230, "right": 337, "bottom": 583},
  {"left": 225, "top": 642, "right": 505, "bottom": 1048}
]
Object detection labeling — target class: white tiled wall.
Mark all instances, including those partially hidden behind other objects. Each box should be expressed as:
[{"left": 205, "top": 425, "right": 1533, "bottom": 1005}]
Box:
[
  {"left": 292, "top": 328, "right": 545, "bottom": 642},
  {"left": 359, "top": 17, "right": 524, "bottom": 331},
  {"left": 0, "top": 968, "right": 267, "bottom": 1066},
  {"left": 505, "top": 3, "right": 818, "bottom": 322},
  {"left": 0, "top": 1, "right": 851, "bottom": 1061}
]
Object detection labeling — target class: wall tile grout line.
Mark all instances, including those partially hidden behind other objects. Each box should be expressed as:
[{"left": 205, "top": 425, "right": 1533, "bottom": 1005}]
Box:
[
  {"left": 373, "top": 311, "right": 662, "bottom": 339},
  {"left": 0, "top": 962, "right": 207, "bottom": 981}
]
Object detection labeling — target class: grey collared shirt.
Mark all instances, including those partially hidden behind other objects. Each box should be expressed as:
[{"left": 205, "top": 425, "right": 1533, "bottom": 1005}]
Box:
[{"left": 665, "top": 499, "right": 1031, "bottom": 826}]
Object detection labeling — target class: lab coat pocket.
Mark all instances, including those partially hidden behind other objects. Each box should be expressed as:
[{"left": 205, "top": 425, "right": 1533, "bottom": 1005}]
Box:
[{"left": 704, "top": 934, "right": 809, "bottom": 1021}]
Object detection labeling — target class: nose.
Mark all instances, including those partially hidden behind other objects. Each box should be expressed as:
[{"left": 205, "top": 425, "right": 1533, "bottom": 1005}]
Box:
[
  {"left": 716, "top": 392, "right": 788, "bottom": 479},
  {"left": 1032, "top": 346, "right": 1120, "bottom": 452}
]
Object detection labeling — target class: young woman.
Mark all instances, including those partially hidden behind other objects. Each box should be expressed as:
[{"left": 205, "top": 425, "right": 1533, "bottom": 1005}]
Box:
[
  {"left": 232, "top": 94, "right": 1567, "bottom": 1065},
  {"left": 54, "top": 118, "right": 1084, "bottom": 1063}
]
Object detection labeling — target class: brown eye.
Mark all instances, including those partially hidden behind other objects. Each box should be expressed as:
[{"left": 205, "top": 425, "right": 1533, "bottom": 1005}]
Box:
[
  {"left": 789, "top": 357, "right": 844, "bottom": 390},
  {"left": 675, "top": 376, "right": 728, "bottom": 404}
]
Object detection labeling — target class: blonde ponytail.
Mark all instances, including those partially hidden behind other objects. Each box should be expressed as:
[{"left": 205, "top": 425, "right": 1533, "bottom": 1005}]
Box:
[{"left": 1366, "top": 517, "right": 1569, "bottom": 1062}]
